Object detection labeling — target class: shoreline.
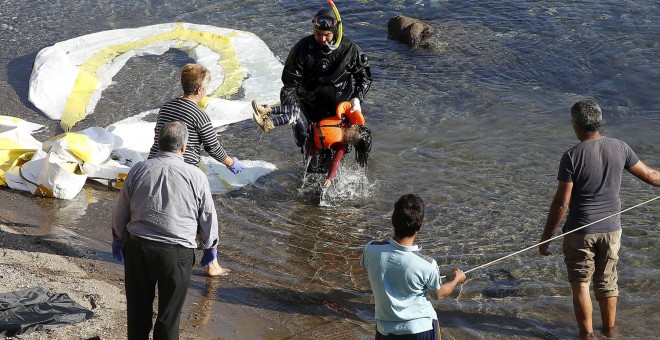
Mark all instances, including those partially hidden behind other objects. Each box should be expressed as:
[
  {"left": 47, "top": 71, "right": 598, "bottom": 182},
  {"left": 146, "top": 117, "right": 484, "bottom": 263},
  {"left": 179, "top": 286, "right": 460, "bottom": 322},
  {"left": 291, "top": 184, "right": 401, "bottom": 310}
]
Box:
[
  {"left": 0, "top": 184, "right": 373, "bottom": 340},
  {"left": 0, "top": 220, "right": 301, "bottom": 339}
]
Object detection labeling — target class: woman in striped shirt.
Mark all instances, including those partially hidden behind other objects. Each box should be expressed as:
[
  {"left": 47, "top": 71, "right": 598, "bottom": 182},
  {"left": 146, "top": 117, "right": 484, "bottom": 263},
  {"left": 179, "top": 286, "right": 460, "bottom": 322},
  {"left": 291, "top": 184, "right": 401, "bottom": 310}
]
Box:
[{"left": 148, "top": 63, "right": 244, "bottom": 175}]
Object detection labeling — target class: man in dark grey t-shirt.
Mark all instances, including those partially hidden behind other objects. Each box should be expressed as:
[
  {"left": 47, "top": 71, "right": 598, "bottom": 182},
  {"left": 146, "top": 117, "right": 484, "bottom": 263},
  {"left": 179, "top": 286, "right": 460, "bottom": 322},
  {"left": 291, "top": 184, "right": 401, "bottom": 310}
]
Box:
[
  {"left": 557, "top": 135, "right": 639, "bottom": 234},
  {"left": 539, "top": 100, "right": 660, "bottom": 340}
]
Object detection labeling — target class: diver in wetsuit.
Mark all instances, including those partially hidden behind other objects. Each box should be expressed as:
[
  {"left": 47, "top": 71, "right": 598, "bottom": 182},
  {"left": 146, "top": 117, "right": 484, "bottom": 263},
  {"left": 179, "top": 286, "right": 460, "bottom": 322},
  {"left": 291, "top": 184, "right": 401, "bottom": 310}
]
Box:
[{"left": 252, "top": 7, "right": 372, "bottom": 164}]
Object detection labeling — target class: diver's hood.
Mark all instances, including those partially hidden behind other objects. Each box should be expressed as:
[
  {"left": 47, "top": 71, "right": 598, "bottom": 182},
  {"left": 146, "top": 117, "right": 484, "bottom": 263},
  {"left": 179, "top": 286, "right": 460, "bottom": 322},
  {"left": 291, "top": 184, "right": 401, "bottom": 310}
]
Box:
[{"left": 313, "top": 8, "right": 339, "bottom": 52}]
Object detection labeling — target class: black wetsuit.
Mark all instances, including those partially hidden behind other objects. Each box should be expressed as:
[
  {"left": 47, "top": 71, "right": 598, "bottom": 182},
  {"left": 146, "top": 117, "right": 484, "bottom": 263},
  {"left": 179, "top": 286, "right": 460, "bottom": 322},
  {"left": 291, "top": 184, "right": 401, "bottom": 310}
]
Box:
[{"left": 280, "top": 35, "right": 372, "bottom": 146}]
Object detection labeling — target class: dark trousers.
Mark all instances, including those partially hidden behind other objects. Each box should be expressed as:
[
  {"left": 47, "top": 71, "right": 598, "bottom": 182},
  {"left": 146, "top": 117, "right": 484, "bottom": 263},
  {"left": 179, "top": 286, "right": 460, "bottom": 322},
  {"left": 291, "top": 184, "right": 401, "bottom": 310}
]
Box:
[
  {"left": 376, "top": 319, "right": 439, "bottom": 340},
  {"left": 124, "top": 235, "right": 194, "bottom": 340}
]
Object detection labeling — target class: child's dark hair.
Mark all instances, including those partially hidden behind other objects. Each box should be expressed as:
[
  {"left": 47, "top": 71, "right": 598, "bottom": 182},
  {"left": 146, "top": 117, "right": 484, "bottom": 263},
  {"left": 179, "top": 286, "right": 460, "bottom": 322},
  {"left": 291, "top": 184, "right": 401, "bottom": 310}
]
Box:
[
  {"left": 391, "top": 194, "right": 425, "bottom": 238},
  {"left": 354, "top": 126, "right": 372, "bottom": 167}
]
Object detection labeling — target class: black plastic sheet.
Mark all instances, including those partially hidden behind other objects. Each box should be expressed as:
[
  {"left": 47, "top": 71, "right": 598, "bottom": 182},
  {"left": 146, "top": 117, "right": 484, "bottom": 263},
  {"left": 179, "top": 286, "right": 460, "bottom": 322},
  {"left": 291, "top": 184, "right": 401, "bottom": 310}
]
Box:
[{"left": 0, "top": 287, "right": 94, "bottom": 336}]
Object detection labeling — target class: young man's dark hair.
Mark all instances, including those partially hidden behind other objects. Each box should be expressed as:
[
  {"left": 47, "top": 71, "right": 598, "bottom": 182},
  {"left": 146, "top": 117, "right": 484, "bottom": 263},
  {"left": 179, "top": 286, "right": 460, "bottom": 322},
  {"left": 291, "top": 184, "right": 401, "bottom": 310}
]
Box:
[{"left": 391, "top": 194, "right": 425, "bottom": 238}]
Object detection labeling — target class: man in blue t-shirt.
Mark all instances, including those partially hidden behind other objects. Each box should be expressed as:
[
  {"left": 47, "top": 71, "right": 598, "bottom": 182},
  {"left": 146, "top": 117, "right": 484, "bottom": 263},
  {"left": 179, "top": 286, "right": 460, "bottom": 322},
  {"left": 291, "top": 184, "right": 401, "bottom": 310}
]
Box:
[
  {"left": 361, "top": 194, "right": 466, "bottom": 339},
  {"left": 539, "top": 100, "right": 660, "bottom": 339}
]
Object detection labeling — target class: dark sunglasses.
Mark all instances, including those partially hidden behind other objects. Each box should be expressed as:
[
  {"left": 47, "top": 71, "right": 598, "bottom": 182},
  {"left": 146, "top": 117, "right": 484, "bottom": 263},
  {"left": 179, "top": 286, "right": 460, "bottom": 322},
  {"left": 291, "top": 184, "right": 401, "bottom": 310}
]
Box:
[{"left": 313, "top": 15, "right": 338, "bottom": 30}]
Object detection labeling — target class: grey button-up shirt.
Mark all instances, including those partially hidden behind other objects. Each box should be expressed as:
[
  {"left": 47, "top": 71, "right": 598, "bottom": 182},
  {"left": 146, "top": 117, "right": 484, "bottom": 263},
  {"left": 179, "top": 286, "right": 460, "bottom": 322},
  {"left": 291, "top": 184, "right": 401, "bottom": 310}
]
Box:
[{"left": 111, "top": 151, "right": 218, "bottom": 249}]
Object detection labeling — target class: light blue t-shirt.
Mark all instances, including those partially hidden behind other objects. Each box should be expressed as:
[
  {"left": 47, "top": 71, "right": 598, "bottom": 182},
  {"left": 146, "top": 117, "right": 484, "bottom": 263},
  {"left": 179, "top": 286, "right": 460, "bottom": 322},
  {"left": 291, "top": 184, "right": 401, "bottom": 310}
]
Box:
[{"left": 361, "top": 237, "right": 441, "bottom": 335}]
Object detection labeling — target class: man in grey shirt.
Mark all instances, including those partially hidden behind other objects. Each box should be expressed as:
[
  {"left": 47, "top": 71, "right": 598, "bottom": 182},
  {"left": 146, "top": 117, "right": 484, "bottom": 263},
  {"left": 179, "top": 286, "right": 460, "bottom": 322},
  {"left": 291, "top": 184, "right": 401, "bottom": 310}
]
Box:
[
  {"left": 112, "top": 121, "right": 219, "bottom": 339},
  {"left": 539, "top": 100, "right": 660, "bottom": 339}
]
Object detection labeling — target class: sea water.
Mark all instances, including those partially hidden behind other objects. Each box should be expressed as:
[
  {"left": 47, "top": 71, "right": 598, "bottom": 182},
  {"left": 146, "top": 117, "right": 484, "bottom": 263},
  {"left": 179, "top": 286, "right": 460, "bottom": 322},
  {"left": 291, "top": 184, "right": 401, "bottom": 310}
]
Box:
[{"left": 0, "top": 1, "right": 658, "bottom": 338}]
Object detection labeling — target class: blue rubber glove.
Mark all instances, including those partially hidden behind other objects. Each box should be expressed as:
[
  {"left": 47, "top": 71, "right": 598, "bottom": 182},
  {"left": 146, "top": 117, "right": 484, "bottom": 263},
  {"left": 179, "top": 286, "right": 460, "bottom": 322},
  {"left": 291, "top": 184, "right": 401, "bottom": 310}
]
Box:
[
  {"left": 112, "top": 239, "right": 125, "bottom": 263},
  {"left": 200, "top": 248, "right": 217, "bottom": 267},
  {"left": 227, "top": 157, "right": 244, "bottom": 174}
]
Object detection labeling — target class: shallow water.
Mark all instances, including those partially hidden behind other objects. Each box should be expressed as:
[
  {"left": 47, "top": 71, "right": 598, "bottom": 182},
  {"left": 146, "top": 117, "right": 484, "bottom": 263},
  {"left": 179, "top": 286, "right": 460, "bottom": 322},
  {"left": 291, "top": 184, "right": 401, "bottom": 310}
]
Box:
[{"left": 1, "top": 1, "right": 659, "bottom": 339}]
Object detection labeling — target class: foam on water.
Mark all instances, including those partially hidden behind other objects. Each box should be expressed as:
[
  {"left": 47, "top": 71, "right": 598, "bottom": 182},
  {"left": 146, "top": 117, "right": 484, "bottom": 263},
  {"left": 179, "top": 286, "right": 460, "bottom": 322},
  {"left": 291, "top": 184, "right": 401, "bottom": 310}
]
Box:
[{"left": 319, "top": 166, "right": 375, "bottom": 207}]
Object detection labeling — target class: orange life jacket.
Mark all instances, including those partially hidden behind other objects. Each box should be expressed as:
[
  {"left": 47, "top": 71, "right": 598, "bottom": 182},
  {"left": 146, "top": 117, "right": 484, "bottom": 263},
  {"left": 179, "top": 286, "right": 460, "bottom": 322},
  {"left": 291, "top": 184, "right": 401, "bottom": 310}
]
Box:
[
  {"left": 312, "top": 102, "right": 365, "bottom": 149},
  {"left": 335, "top": 101, "right": 366, "bottom": 125}
]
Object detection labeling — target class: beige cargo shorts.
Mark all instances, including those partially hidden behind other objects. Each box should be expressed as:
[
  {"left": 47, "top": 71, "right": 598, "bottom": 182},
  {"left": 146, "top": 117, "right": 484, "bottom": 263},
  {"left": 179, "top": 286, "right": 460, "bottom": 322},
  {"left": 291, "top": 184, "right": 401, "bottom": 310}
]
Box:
[{"left": 563, "top": 229, "right": 621, "bottom": 300}]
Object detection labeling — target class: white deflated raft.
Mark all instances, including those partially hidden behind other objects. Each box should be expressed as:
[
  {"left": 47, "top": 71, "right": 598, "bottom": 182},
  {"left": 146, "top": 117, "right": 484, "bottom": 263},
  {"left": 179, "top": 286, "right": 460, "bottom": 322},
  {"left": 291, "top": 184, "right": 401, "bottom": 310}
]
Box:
[
  {"left": 7, "top": 127, "right": 132, "bottom": 198},
  {"left": 15, "top": 23, "right": 283, "bottom": 198},
  {"left": 0, "top": 117, "right": 277, "bottom": 198},
  {"left": 29, "top": 22, "right": 283, "bottom": 131},
  {"left": 0, "top": 116, "right": 44, "bottom": 135},
  {"left": 200, "top": 158, "right": 277, "bottom": 195},
  {"left": 0, "top": 116, "right": 44, "bottom": 187}
]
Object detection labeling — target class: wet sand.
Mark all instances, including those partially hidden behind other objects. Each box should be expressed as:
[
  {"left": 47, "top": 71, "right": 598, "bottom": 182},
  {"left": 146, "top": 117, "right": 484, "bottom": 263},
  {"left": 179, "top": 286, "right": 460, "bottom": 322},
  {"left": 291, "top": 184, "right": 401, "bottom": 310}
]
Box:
[{"left": 0, "top": 186, "right": 371, "bottom": 339}]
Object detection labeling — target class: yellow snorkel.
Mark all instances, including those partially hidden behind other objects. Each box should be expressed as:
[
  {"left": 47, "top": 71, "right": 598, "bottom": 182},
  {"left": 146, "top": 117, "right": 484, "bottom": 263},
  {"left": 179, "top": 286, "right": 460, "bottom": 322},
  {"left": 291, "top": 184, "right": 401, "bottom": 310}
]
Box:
[{"left": 327, "top": 0, "right": 343, "bottom": 50}]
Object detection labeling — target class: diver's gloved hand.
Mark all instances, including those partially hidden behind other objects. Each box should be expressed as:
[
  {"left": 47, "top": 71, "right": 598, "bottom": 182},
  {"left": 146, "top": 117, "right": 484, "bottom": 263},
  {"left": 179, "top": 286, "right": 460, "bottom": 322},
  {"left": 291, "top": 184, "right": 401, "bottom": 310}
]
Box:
[
  {"left": 111, "top": 239, "right": 125, "bottom": 263},
  {"left": 200, "top": 248, "right": 217, "bottom": 267},
  {"left": 227, "top": 157, "right": 244, "bottom": 174},
  {"left": 350, "top": 98, "right": 361, "bottom": 113}
]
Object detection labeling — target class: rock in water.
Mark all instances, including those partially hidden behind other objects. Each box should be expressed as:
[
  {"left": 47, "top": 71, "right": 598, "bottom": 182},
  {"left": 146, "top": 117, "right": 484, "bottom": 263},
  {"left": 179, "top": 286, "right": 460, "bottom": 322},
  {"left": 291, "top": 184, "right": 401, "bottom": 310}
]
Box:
[{"left": 387, "top": 16, "right": 435, "bottom": 49}]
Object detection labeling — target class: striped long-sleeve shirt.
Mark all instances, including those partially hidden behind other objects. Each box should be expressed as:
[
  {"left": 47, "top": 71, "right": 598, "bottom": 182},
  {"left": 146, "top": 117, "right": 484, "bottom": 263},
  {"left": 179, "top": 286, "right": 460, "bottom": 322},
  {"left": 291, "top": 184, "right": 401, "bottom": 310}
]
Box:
[{"left": 148, "top": 97, "right": 228, "bottom": 165}]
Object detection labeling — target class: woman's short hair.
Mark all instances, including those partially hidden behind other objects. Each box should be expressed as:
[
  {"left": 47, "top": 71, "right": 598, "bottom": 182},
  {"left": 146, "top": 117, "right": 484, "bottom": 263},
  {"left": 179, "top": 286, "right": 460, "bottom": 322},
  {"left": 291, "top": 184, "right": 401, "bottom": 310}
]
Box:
[
  {"left": 158, "top": 121, "right": 188, "bottom": 152},
  {"left": 571, "top": 100, "right": 602, "bottom": 133},
  {"left": 391, "top": 194, "right": 425, "bottom": 238},
  {"left": 181, "top": 64, "right": 211, "bottom": 95}
]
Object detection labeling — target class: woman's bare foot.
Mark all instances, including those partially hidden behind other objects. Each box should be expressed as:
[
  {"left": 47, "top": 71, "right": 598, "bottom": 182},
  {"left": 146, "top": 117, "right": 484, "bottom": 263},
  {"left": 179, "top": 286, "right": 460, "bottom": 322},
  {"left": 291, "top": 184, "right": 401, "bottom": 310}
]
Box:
[{"left": 205, "top": 259, "right": 230, "bottom": 277}]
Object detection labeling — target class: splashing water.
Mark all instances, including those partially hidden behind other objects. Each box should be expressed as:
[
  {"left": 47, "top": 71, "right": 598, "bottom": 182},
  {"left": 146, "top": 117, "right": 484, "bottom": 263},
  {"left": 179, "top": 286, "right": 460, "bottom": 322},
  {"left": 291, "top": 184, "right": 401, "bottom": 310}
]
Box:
[
  {"left": 297, "top": 156, "right": 374, "bottom": 206},
  {"left": 320, "top": 165, "right": 374, "bottom": 207}
]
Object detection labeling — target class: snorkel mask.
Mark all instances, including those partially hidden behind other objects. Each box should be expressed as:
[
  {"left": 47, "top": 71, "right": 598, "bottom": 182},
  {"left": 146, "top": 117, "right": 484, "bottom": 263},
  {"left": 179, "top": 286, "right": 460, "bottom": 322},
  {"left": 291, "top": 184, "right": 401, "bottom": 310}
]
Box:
[
  {"left": 312, "top": 1, "right": 343, "bottom": 52},
  {"left": 313, "top": 14, "right": 337, "bottom": 31}
]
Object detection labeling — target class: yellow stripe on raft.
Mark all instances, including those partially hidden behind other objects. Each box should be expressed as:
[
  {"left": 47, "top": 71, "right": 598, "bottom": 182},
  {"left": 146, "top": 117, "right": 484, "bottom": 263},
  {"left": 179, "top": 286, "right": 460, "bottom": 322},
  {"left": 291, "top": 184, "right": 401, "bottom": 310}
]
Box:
[
  {"left": 198, "top": 162, "right": 233, "bottom": 192},
  {"left": 62, "top": 133, "right": 94, "bottom": 163},
  {"left": 61, "top": 23, "right": 243, "bottom": 131},
  {"left": 0, "top": 117, "right": 25, "bottom": 124},
  {"left": 0, "top": 136, "right": 37, "bottom": 186},
  {"left": 0, "top": 148, "right": 37, "bottom": 186}
]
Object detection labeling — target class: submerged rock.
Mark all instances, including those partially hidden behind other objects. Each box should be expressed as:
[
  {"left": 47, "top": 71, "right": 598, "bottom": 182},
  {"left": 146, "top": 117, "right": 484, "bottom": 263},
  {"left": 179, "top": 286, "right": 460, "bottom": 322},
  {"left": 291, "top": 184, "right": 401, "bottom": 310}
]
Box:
[
  {"left": 387, "top": 16, "right": 435, "bottom": 49},
  {"left": 482, "top": 268, "right": 521, "bottom": 298}
]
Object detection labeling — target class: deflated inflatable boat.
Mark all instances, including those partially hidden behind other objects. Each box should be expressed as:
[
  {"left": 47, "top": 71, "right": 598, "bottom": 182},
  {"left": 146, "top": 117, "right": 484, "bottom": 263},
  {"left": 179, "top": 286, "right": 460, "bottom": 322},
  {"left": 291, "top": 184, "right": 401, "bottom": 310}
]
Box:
[
  {"left": 3, "top": 23, "right": 282, "bottom": 199},
  {"left": 28, "top": 22, "right": 283, "bottom": 131}
]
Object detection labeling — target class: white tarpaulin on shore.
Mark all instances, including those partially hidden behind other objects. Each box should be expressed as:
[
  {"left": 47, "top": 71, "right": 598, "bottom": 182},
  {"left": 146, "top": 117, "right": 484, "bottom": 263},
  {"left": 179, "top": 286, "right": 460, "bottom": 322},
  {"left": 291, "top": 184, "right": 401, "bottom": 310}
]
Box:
[
  {"left": 0, "top": 120, "right": 277, "bottom": 198},
  {"left": 28, "top": 22, "right": 283, "bottom": 131},
  {"left": 0, "top": 116, "right": 44, "bottom": 187},
  {"left": 1, "top": 127, "right": 135, "bottom": 198},
  {"left": 11, "top": 23, "right": 282, "bottom": 198}
]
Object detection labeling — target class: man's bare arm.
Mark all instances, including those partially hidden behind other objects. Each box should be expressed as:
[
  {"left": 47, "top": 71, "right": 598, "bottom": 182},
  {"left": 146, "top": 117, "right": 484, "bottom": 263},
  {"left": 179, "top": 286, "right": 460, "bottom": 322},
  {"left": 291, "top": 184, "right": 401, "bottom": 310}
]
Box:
[
  {"left": 627, "top": 161, "right": 660, "bottom": 186},
  {"left": 539, "top": 181, "right": 573, "bottom": 255}
]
